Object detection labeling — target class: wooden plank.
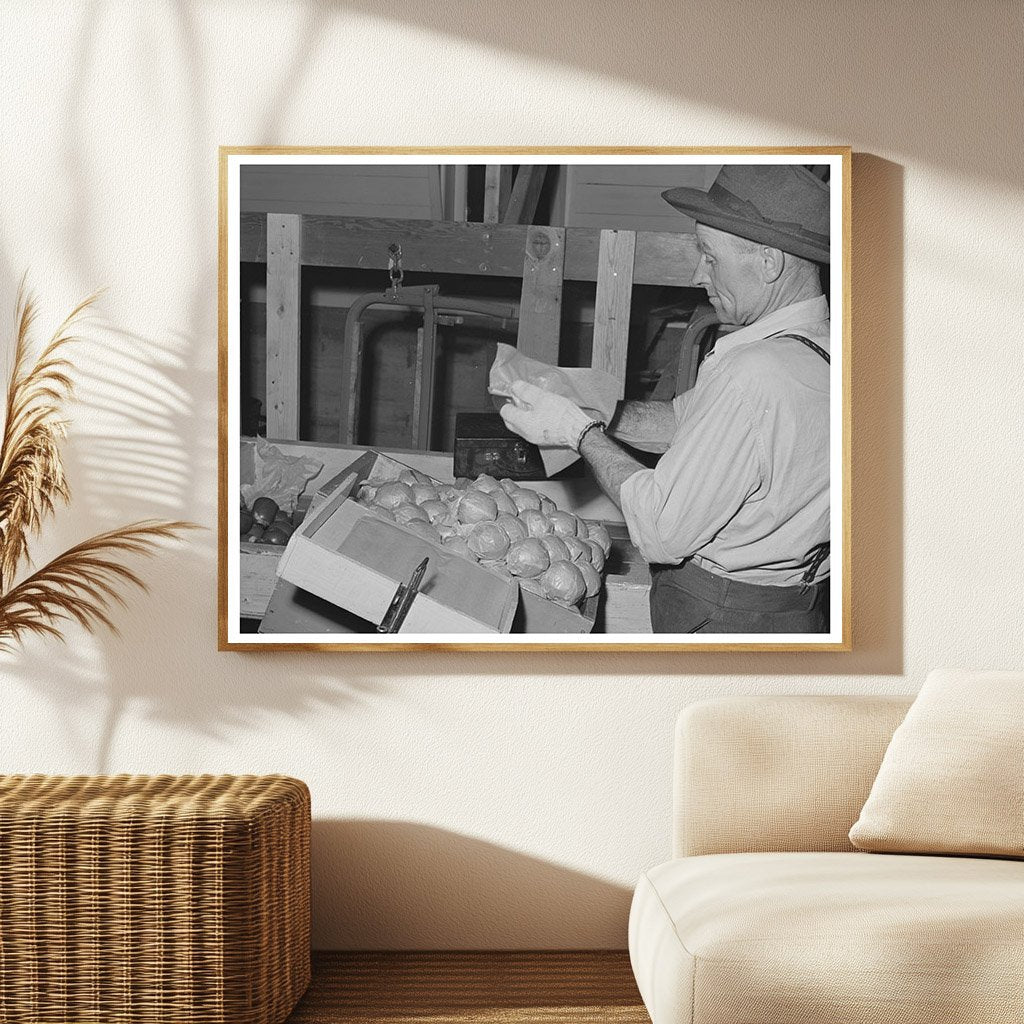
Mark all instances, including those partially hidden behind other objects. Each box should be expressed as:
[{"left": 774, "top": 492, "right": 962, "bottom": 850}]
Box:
[
  {"left": 450, "top": 165, "right": 468, "bottom": 222},
  {"left": 239, "top": 543, "right": 285, "bottom": 618},
  {"left": 266, "top": 213, "right": 303, "bottom": 440},
  {"left": 503, "top": 165, "right": 547, "bottom": 224},
  {"left": 516, "top": 226, "right": 565, "bottom": 363},
  {"left": 239, "top": 212, "right": 701, "bottom": 286},
  {"left": 482, "top": 165, "right": 513, "bottom": 223},
  {"left": 287, "top": 951, "right": 648, "bottom": 1023},
  {"left": 426, "top": 166, "right": 443, "bottom": 220},
  {"left": 592, "top": 229, "right": 636, "bottom": 398}
]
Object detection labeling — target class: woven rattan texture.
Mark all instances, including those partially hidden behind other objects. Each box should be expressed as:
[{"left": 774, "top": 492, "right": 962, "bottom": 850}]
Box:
[{"left": 0, "top": 774, "right": 311, "bottom": 1024}]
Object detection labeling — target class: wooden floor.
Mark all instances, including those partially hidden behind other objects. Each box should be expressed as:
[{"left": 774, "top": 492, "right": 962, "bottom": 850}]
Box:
[{"left": 287, "top": 951, "right": 649, "bottom": 1023}]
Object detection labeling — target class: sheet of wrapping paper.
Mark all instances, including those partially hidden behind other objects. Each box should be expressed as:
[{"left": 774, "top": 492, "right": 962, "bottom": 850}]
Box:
[
  {"left": 488, "top": 343, "right": 621, "bottom": 476},
  {"left": 240, "top": 437, "right": 323, "bottom": 512}
]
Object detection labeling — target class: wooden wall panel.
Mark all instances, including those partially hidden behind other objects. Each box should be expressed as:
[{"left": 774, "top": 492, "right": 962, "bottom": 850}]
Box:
[
  {"left": 564, "top": 163, "right": 720, "bottom": 233},
  {"left": 240, "top": 164, "right": 443, "bottom": 220}
]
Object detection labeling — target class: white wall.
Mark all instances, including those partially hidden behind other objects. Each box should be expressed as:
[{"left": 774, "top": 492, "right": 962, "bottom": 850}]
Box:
[{"left": 1, "top": 1, "right": 1022, "bottom": 949}]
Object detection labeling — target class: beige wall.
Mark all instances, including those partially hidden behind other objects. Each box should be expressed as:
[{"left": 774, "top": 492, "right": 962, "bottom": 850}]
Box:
[{"left": 1, "top": 1, "right": 1021, "bottom": 949}]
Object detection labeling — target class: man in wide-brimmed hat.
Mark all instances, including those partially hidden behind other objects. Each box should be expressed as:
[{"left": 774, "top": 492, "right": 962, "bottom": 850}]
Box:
[{"left": 501, "top": 164, "right": 832, "bottom": 634}]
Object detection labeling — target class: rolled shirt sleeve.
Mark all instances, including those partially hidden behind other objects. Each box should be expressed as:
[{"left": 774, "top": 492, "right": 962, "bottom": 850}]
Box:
[{"left": 619, "top": 372, "right": 765, "bottom": 565}]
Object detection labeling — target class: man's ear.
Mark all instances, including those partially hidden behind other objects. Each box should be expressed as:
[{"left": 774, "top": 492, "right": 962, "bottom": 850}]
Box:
[{"left": 761, "top": 246, "right": 785, "bottom": 283}]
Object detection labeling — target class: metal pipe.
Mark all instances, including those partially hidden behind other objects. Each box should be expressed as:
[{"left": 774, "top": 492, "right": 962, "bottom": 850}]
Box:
[{"left": 339, "top": 288, "right": 520, "bottom": 444}]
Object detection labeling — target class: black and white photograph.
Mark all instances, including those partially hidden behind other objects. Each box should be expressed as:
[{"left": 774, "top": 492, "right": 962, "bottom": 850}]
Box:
[{"left": 220, "top": 149, "right": 850, "bottom": 649}]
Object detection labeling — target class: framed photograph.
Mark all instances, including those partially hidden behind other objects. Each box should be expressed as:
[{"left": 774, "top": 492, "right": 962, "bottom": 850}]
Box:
[{"left": 219, "top": 148, "right": 850, "bottom": 650}]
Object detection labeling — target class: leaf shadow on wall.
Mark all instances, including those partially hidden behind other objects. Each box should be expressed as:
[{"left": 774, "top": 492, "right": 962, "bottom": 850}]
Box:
[
  {"left": 311, "top": 819, "right": 634, "bottom": 950},
  {"left": 0, "top": 318, "right": 388, "bottom": 773},
  {"left": 330, "top": 0, "right": 1021, "bottom": 190},
  {"left": 0, "top": 1, "right": 393, "bottom": 773}
]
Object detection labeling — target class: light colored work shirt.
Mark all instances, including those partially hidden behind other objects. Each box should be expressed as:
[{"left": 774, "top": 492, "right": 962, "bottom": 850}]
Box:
[{"left": 619, "top": 295, "right": 831, "bottom": 586}]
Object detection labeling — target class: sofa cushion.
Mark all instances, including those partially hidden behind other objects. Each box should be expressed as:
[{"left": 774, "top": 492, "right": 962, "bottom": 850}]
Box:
[
  {"left": 629, "top": 852, "right": 1024, "bottom": 1024},
  {"left": 849, "top": 668, "right": 1024, "bottom": 857}
]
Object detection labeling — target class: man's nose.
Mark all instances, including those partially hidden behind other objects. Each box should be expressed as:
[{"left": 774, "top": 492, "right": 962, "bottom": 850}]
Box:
[{"left": 691, "top": 260, "right": 708, "bottom": 288}]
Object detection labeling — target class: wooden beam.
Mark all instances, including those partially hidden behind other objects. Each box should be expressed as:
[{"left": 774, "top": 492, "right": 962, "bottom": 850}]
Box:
[
  {"left": 266, "top": 213, "right": 302, "bottom": 440},
  {"left": 592, "top": 229, "right": 636, "bottom": 398},
  {"left": 239, "top": 213, "right": 700, "bottom": 286},
  {"left": 483, "top": 166, "right": 501, "bottom": 223},
  {"left": 503, "top": 166, "right": 547, "bottom": 225},
  {"left": 516, "top": 226, "right": 565, "bottom": 363},
  {"left": 483, "top": 165, "right": 514, "bottom": 224}
]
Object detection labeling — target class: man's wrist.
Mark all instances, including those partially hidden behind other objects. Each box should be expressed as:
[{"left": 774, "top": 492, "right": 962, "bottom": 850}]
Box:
[{"left": 573, "top": 418, "right": 606, "bottom": 453}]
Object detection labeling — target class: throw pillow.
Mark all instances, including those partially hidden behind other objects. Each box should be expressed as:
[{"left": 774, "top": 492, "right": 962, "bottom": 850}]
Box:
[{"left": 850, "top": 668, "right": 1024, "bottom": 857}]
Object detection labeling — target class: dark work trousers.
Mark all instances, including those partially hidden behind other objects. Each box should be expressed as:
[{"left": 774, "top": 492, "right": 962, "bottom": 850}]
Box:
[{"left": 649, "top": 559, "right": 829, "bottom": 634}]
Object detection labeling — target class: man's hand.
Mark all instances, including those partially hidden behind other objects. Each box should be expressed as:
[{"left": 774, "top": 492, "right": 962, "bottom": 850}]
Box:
[{"left": 499, "top": 380, "right": 594, "bottom": 449}]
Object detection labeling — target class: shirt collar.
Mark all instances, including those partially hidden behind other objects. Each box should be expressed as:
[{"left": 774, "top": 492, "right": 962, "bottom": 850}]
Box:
[{"left": 711, "top": 295, "right": 830, "bottom": 360}]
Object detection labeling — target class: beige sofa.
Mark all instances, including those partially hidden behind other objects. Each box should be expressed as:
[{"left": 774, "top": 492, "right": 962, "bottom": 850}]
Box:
[{"left": 628, "top": 695, "right": 1024, "bottom": 1023}]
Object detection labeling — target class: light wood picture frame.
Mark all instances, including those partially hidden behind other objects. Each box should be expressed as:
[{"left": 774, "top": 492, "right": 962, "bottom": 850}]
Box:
[{"left": 219, "top": 147, "right": 851, "bottom": 651}]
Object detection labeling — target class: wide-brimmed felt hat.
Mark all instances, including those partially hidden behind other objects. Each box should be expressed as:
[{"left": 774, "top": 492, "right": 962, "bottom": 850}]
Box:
[{"left": 662, "top": 165, "right": 830, "bottom": 264}]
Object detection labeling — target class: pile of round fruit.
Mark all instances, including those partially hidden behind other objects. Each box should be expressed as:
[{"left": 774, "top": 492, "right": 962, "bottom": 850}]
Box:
[
  {"left": 239, "top": 496, "right": 300, "bottom": 545},
  {"left": 355, "top": 470, "right": 612, "bottom": 608}
]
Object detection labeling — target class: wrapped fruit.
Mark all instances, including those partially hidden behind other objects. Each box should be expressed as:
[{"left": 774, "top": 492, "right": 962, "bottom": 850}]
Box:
[
  {"left": 394, "top": 504, "right": 429, "bottom": 526},
  {"left": 539, "top": 535, "right": 571, "bottom": 563},
  {"left": 499, "top": 478, "right": 519, "bottom": 495},
  {"left": 252, "top": 496, "right": 279, "bottom": 527},
  {"left": 491, "top": 489, "right": 518, "bottom": 515},
  {"left": 473, "top": 473, "right": 501, "bottom": 494},
  {"left": 244, "top": 524, "right": 266, "bottom": 544},
  {"left": 436, "top": 484, "right": 460, "bottom": 503},
  {"left": 375, "top": 481, "right": 416, "bottom": 510},
  {"left": 467, "top": 522, "right": 511, "bottom": 561},
  {"left": 539, "top": 496, "right": 556, "bottom": 517},
  {"left": 539, "top": 560, "right": 586, "bottom": 605},
  {"left": 356, "top": 484, "right": 378, "bottom": 505},
  {"left": 547, "top": 510, "right": 577, "bottom": 538},
  {"left": 412, "top": 483, "right": 439, "bottom": 505},
  {"left": 443, "top": 535, "right": 476, "bottom": 560},
  {"left": 561, "top": 536, "right": 590, "bottom": 563},
  {"left": 456, "top": 490, "right": 498, "bottom": 525},
  {"left": 406, "top": 520, "right": 442, "bottom": 544},
  {"left": 577, "top": 560, "right": 602, "bottom": 599},
  {"left": 418, "top": 499, "right": 452, "bottom": 525},
  {"left": 505, "top": 537, "right": 550, "bottom": 578},
  {"left": 454, "top": 477, "right": 472, "bottom": 489},
  {"left": 575, "top": 517, "right": 591, "bottom": 539},
  {"left": 583, "top": 539, "right": 606, "bottom": 572},
  {"left": 495, "top": 513, "right": 529, "bottom": 544},
  {"left": 587, "top": 523, "right": 612, "bottom": 557},
  {"left": 398, "top": 469, "right": 431, "bottom": 487},
  {"left": 511, "top": 488, "right": 542, "bottom": 513},
  {"left": 436, "top": 524, "right": 457, "bottom": 541},
  {"left": 239, "top": 509, "right": 254, "bottom": 535},
  {"left": 519, "top": 509, "right": 553, "bottom": 537}
]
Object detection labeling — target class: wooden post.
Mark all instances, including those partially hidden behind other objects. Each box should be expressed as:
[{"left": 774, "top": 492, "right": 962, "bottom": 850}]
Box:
[
  {"left": 592, "top": 229, "right": 636, "bottom": 398},
  {"left": 504, "top": 166, "right": 547, "bottom": 225},
  {"left": 266, "top": 213, "right": 303, "bottom": 439},
  {"left": 516, "top": 226, "right": 565, "bottom": 364},
  {"left": 483, "top": 165, "right": 514, "bottom": 224}
]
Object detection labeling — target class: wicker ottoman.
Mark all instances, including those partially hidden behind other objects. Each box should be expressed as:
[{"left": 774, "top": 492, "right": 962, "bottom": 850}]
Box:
[{"left": 0, "top": 774, "right": 310, "bottom": 1024}]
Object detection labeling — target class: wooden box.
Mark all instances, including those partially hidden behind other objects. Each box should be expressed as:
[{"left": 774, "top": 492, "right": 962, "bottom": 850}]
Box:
[
  {"left": 276, "top": 451, "right": 520, "bottom": 633},
  {"left": 452, "top": 412, "right": 547, "bottom": 480}
]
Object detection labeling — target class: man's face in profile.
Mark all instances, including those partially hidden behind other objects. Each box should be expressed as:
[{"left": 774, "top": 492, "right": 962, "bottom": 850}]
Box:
[{"left": 691, "top": 223, "right": 766, "bottom": 327}]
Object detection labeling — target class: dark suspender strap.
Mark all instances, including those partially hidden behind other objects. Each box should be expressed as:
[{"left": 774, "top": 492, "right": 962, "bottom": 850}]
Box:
[
  {"left": 772, "top": 332, "right": 830, "bottom": 364},
  {"left": 770, "top": 332, "right": 831, "bottom": 587}
]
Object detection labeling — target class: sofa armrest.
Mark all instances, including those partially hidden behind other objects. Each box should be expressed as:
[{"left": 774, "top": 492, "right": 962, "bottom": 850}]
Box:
[{"left": 674, "top": 695, "right": 912, "bottom": 857}]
